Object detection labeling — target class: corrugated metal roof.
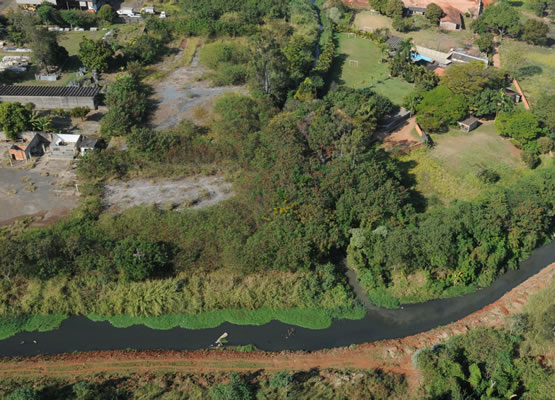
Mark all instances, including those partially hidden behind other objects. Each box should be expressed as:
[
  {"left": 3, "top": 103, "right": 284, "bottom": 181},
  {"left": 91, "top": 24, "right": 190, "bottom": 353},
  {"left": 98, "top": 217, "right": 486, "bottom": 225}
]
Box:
[{"left": 0, "top": 85, "right": 101, "bottom": 97}]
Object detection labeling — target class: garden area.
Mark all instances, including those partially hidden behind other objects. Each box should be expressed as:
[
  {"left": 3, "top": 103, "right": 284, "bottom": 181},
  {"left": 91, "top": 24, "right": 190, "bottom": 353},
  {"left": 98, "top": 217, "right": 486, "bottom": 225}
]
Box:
[{"left": 330, "top": 32, "right": 414, "bottom": 104}]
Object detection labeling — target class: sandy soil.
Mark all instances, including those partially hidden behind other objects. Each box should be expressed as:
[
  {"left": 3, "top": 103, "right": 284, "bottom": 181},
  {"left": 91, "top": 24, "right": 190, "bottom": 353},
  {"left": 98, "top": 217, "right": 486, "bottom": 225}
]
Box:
[
  {"left": 103, "top": 176, "right": 233, "bottom": 212},
  {"left": 150, "top": 50, "right": 246, "bottom": 130},
  {"left": 379, "top": 117, "right": 420, "bottom": 150},
  {"left": 0, "top": 165, "right": 78, "bottom": 225},
  {"left": 1, "top": 263, "right": 552, "bottom": 391},
  {"left": 345, "top": 0, "right": 480, "bottom": 14}
]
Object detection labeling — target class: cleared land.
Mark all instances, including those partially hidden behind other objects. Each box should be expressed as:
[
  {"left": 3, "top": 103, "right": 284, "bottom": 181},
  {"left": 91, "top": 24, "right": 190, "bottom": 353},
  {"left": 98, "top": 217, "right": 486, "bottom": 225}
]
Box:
[
  {"left": 0, "top": 165, "right": 78, "bottom": 225},
  {"left": 499, "top": 39, "right": 555, "bottom": 102},
  {"left": 104, "top": 176, "right": 233, "bottom": 212},
  {"left": 331, "top": 33, "right": 414, "bottom": 104},
  {"left": 398, "top": 122, "right": 526, "bottom": 204},
  {"left": 150, "top": 45, "right": 247, "bottom": 129},
  {"left": 353, "top": 12, "right": 474, "bottom": 52}
]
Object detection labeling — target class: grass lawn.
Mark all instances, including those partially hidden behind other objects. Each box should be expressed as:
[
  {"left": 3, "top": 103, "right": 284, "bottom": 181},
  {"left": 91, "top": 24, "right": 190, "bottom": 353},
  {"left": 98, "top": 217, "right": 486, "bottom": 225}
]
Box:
[
  {"left": 399, "top": 121, "right": 528, "bottom": 205},
  {"left": 499, "top": 39, "right": 555, "bottom": 102},
  {"left": 330, "top": 32, "right": 414, "bottom": 104}
]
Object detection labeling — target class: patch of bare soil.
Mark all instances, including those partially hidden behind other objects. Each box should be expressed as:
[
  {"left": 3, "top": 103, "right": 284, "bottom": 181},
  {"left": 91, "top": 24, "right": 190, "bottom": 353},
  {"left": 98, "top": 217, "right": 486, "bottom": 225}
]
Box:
[
  {"left": 379, "top": 117, "right": 420, "bottom": 150},
  {"left": 1, "top": 264, "right": 552, "bottom": 392},
  {"left": 103, "top": 175, "right": 233, "bottom": 213},
  {"left": 150, "top": 50, "right": 246, "bottom": 130},
  {"left": 0, "top": 164, "right": 78, "bottom": 225}
]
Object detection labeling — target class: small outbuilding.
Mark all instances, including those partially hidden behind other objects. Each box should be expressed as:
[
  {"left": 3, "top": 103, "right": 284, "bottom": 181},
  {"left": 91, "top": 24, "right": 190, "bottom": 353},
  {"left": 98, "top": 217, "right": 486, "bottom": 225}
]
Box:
[
  {"left": 385, "top": 36, "right": 404, "bottom": 52},
  {"left": 79, "top": 137, "right": 98, "bottom": 155},
  {"left": 7, "top": 132, "right": 42, "bottom": 162},
  {"left": 439, "top": 6, "right": 462, "bottom": 31},
  {"left": 49, "top": 133, "right": 82, "bottom": 159},
  {"left": 406, "top": 7, "right": 427, "bottom": 15},
  {"left": 504, "top": 88, "right": 521, "bottom": 103},
  {"left": 458, "top": 116, "right": 480, "bottom": 133}
]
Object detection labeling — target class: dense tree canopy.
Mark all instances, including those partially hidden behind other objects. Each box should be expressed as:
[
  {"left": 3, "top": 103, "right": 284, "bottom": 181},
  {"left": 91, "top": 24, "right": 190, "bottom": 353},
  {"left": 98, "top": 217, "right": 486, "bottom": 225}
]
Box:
[
  {"left": 416, "top": 86, "right": 467, "bottom": 132},
  {"left": 425, "top": 3, "right": 443, "bottom": 25},
  {"left": 0, "top": 102, "right": 31, "bottom": 140},
  {"left": 100, "top": 73, "right": 149, "bottom": 136},
  {"left": 440, "top": 61, "right": 507, "bottom": 98},
  {"left": 78, "top": 38, "right": 114, "bottom": 72},
  {"left": 472, "top": 3, "right": 521, "bottom": 39}
]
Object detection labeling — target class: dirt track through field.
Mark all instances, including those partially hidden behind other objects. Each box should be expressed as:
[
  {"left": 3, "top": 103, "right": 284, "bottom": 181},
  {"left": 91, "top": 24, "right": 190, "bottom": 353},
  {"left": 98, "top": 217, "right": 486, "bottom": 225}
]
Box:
[{"left": 1, "top": 263, "right": 552, "bottom": 390}]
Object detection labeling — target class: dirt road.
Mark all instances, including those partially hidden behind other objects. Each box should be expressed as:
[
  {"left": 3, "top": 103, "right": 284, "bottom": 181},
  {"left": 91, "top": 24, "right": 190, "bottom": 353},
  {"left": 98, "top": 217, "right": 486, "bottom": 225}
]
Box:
[{"left": 1, "top": 263, "right": 552, "bottom": 390}]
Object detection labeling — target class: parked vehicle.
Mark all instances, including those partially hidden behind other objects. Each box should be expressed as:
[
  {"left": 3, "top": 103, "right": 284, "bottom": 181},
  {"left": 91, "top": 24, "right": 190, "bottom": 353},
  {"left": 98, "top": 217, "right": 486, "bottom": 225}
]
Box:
[
  {"left": 159, "top": 11, "right": 166, "bottom": 18},
  {"left": 117, "top": 8, "right": 135, "bottom": 16}
]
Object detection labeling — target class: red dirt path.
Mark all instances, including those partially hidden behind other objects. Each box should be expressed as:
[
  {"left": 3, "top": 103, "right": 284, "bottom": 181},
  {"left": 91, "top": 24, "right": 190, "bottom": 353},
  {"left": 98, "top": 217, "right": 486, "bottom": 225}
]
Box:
[{"left": 0, "top": 263, "right": 552, "bottom": 390}]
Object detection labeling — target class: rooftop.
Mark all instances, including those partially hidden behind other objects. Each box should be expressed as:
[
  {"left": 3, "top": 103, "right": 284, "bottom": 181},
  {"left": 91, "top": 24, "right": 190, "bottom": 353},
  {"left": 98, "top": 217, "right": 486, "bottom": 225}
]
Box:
[
  {"left": 386, "top": 36, "right": 404, "bottom": 50},
  {"left": 440, "top": 6, "right": 462, "bottom": 26},
  {"left": 459, "top": 116, "right": 479, "bottom": 126},
  {"left": 0, "top": 85, "right": 101, "bottom": 97}
]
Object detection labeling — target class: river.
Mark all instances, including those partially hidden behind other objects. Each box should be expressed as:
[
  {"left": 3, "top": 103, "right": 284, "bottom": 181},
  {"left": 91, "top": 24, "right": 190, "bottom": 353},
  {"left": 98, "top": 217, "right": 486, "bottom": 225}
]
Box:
[{"left": 0, "top": 241, "right": 552, "bottom": 357}]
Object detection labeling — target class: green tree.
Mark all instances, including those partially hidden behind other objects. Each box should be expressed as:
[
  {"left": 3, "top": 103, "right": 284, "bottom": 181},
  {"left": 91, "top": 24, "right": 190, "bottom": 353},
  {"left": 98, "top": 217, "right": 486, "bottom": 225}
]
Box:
[
  {"left": 495, "top": 111, "right": 540, "bottom": 144},
  {"left": 248, "top": 32, "right": 289, "bottom": 103},
  {"left": 533, "top": 94, "right": 555, "bottom": 138},
  {"left": 425, "top": 3, "right": 443, "bottom": 25},
  {"left": 100, "top": 73, "right": 149, "bottom": 136},
  {"left": 37, "top": 3, "right": 58, "bottom": 25},
  {"left": 475, "top": 33, "right": 494, "bottom": 54},
  {"left": 470, "top": 88, "right": 513, "bottom": 117},
  {"left": 7, "top": 388, "right": 40, "bottom": 400},
  {"left": 78, "top": 37, "right": 114, "bottom": 72},
  {"left": 370, "top": 0, "right": 388, "bottom": 14},
  {"left": 0, "top": 102, "right": 31, "bottom": 140},
  {"left": 521, "top": 19, "right": 549, "bottom": 46},
  {"left": 25, "top": 27, "right": 68, "bottom": 71},
  {"left": 384, "top": 0, "right": 404, "bottom": 17},
  {"left": 60, "top": 10, "right": 80, "bottom": 28},
  {"left": 113, "top": 238, "right": 169, "bottom": 281},
  {"left": 528, "top": 0, "right": 549, "bottom": 16},
  {"left": 282, "top": 34, "right": 314, "bottom": 81},
  {"left": 124, "top": 35, "right": 164, "bottom": 65},
  {"left": 97, "top": 4, "right": 116, "bottom": 23},
  {"left": 472, "top": 3, "right": 521, "bottom": 39},
  {"left": 440, "top": 61, "right": 506, "bottom": 97},
  {"left": 416, "top": 86, "right": 467, "bottom": 132}
]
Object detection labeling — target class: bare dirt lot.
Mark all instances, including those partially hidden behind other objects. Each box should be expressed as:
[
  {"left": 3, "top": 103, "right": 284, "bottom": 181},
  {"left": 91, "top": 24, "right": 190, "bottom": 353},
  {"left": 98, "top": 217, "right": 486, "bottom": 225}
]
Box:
[
  {"left": 0, "top": 263, "right": 552, "bottom": 392},
  {"left": 104, "top": 175, "right": 233, "bottom": 212},
  {"left": 0, "top": 162, "right": 78, "bottom": 225},
  {"left": 150, "top": 50, "right": 246, "bottom": 129}
]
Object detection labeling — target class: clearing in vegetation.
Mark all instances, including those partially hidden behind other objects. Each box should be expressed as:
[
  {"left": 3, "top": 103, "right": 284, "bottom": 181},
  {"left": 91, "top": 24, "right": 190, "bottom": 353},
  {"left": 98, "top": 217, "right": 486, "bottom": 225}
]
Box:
[
  {"left": 353, "top": 11, "right": 474, "bottom": 52},
  {"left": 331, "top": 33, "right": 414, "bottom": 104},
  {"left": 399, "top": 122, "right": 527, "bottom": 204},
  {"left": 103, "top": 176, "right": 233, "bottom": 213},
  {"left": 499, "top": 38, "right": 555, "bottom": 102}
]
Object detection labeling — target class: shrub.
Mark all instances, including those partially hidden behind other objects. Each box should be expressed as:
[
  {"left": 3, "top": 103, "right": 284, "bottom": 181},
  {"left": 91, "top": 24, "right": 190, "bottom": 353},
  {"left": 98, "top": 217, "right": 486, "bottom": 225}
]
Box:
[
  {"left": 70, "top": 106, "right": 91, "bottom": 121},
  {"left": 521, "top": 151, "right": 540, "bottom": 169},
  {"left": 537, "top": 137, "right": 553, "bottom": 154},
  {"left": 475, "top": 168, "right": 500, "bottom": 184},
  {"left": 113, "top": 238, "right": 170, "bottom": 281},
  {"left": 270, "top": 371, "right": 293, "bottom": 388}
]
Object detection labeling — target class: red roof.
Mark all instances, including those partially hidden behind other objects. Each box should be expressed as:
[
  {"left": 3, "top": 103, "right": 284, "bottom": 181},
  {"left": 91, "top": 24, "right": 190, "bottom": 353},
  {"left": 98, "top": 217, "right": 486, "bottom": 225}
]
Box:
[{"left": 440, "top": 6, "right": 462, "bottom": 26}]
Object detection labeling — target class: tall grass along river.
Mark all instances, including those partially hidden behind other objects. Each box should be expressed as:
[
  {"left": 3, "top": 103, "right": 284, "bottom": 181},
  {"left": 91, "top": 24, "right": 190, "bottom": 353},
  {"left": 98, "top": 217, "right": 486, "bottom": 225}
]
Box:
[{"left": 0, "top": 241, "right": 553, "bottom": 357}]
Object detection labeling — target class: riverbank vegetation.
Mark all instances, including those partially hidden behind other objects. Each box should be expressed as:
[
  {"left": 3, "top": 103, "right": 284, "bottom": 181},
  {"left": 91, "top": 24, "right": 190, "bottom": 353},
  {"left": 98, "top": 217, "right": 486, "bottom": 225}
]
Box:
[
  {"left": 0, "top": 0, "right": 554, "bottom": 338},
  {"left": 416, "top": 282, "right": 554, "bottom": 399},
  {"left": 0, "top": 368, "right": 407, "bottom": 399}
]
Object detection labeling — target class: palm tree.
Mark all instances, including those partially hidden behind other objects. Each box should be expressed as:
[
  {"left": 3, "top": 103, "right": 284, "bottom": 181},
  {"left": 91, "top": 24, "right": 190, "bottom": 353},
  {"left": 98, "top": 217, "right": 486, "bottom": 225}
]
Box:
[{"left": 398, "top": 38, "right": 414, "bottom": 62}]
